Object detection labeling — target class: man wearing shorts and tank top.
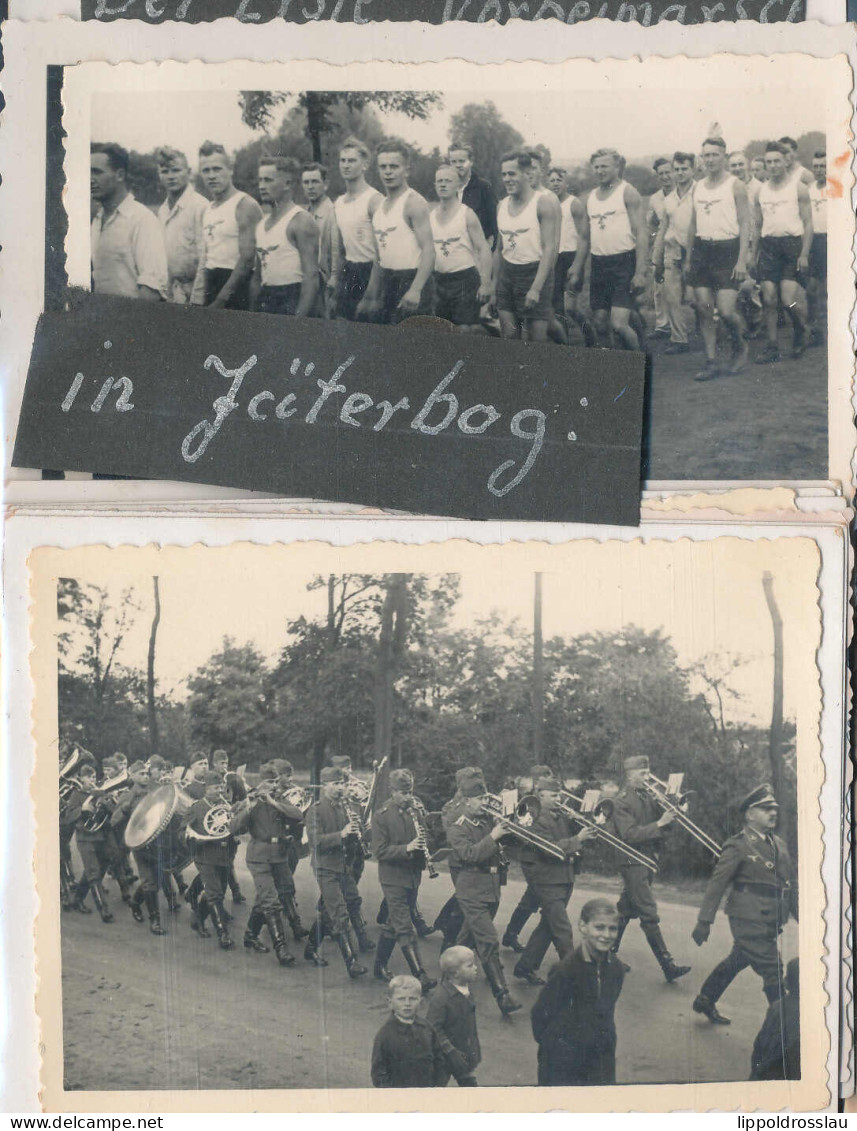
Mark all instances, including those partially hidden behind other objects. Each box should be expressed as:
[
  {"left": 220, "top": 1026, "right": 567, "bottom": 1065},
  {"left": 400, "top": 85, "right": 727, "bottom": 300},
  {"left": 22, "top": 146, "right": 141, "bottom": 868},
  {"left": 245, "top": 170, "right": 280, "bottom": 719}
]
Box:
[
  {"left": 547, "top": 166, "right": 595, "bottom": 348},
  {"left": 430, "top": 164, "right": 493, "bottom": 333},
  {"left": 358, "top": 138, "right": 435, "bottom": 325},
  {"left": 574, "top": 148, "right": 647, "bottom": 351},
  {"left": 807, "top": 150, "right": 828, "bottom": 347},
  {"left": 195, "top": 142, "right": 262, "bottom": 311},
  {"left": 250, "top": 155, "right": 319, "bottom": 318},
  {"left": 752, "top": 142, "right": 812, "bottom": 364},
  {"left": 494, "top": 151, "right": 560, "bottom": 342},
  {"left": 330, "top": 137, "right": 383, "bottom": 321},
  {"left": 685, "top": 136, "right": 751, "bottom": 381},
  {"left": 651, "top": 151, "right": 697, "bottom": 355},
  {"left": 647, "top": 158, "right": 674, "bottom": 340},
  {"left": 778, "top": 137, "right": 814, "bottom": 188}
]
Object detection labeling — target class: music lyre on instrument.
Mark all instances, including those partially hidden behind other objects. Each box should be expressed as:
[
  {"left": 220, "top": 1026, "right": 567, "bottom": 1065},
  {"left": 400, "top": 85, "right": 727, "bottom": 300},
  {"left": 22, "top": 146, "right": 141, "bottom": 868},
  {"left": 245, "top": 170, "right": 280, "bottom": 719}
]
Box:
[
  {"left": 639, "top": 771, "right": 722, "bottom": 858},
  {"left": 557, "top": 789, "right": 659, "bottom": 873}
]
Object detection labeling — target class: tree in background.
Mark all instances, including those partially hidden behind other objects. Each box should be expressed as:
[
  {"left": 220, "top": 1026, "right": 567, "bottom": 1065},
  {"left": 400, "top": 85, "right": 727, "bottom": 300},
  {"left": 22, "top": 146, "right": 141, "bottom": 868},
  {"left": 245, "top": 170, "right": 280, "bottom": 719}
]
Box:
[{"left": 447, "top": 101, "right": 525, "bottom": 196}]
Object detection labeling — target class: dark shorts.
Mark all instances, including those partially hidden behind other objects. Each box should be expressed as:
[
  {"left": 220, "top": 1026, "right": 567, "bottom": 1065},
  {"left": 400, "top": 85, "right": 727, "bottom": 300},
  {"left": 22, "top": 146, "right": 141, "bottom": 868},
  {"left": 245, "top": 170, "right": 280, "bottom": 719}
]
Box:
[
  {"left": 809, "top": 233, "right": 827, "bottom": 282},
  {"left": 204, "top": 267, "right": 250, "bottom": 311},
  {"left": 337, "top": 259, "right": 374, "bottom": 321},
  {"left": 496, "top": 259, "right": 554, "bottom": 321},
  {"left": 757, "top": 235, "right": 802, "bottom": 285},
  {"left": 552, "top": 250, "right": 577, "bottom": 310},
  {"left": 257, "top": 283, "right": 301, "bottom": 316},
  {"left": 379, "top": 267, "right": 435, "bottom": 325},
  {"left": 434, "top": 265, "right": 481, "bottom": 326},
  {"left": 589, "top": 250, "right": 636, "bottom": 312},
  {"left": 688, "top": 237, "right": 740, "bottom": 293}
]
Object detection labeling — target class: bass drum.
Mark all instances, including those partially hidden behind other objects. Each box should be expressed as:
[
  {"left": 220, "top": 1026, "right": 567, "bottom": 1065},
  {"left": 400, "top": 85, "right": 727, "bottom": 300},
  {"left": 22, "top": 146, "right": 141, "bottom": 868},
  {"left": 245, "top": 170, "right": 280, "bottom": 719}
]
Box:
[{"left": 125, "top": 783, "right": 193, "bottom": 872}]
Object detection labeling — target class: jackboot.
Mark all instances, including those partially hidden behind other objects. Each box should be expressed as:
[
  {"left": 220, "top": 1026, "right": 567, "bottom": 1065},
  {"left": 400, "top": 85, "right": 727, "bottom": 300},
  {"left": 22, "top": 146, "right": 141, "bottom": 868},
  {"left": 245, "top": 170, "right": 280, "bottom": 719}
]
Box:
[
  {"left": 411, "top": 899, "right": 437, "bottom": 938},
  {"left": 172, "top": 872, "right": 188, "bottom": 898},
  {"left": 72, "top": 878, "right": 92, "bottom": 914},
  {"left": 209, "top": 900, "right": 235, "bottom": 950},
  {"left": 502, "top": 902, "right": 532, "bottom": 953},
  {"left": 90, "top": 881, "right": 114, "bottom": 923},
  {"left": 336, "top": 930, "right": 367, "bottom": 978},
  {"left": 642, "top": 922, "right": 690, "bottom": 982},
  {"left": 190, "top": 888, "right": 212, "bottom": 938},
  {"left": 483, "top": 956, "right": 521, "bottom": 1016},
  {"left": 243, "top": 908, "right": 271, "bottom": 953},
  {"left": 265, "top": 909, "right": 296, "bottom": 967},
  {"left": 60, "top": 861, "right": 76, "bottom": 910},
  {"left": 401, "top": 941, "right": 437, "bottom": 993},
  {"left": 130, "top": 883, "right": 145, "bottom": 923},
  {"left": 144, "top": 891, "right": 167, "bottom": 935},
  {"left": 304, "top": 917, "right": 329, "bottom": 967},
  {"left": 283, "top": 894, "right": 309, "bottom": 940},
  {"left": 229, "top": 868, "right": 246, "bottom": 904},
  {"left": 373, "top": 934, "right": 396, "bottom": 982},
  {"left": 350, "top": 910, "right": 376, "bottom": 952}
]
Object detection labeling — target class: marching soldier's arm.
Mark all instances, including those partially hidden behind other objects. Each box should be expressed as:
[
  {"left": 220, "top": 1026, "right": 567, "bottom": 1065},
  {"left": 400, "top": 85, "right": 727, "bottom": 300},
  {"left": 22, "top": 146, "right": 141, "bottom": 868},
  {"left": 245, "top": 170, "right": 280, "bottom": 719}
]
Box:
[
  {"left": 612, "top": 795, "right": 663, "bottom": 844},
  {"left": 371, "top": 808, "right": 414, "bottom": 861},
  {"left": 305, "top": 804, "right": 343, "bottom": 852},
  {"left": 446, "top": 820, "right": 497, "bottom": 865},
  {"left": 64, "top": 788, "right": 88, "bottom": 826},
  {"left": 229, "top": 806, "right": 252, "bottom": 836},
  {"left": 697, "top": 840, "right": 743, "bottom": 924}
]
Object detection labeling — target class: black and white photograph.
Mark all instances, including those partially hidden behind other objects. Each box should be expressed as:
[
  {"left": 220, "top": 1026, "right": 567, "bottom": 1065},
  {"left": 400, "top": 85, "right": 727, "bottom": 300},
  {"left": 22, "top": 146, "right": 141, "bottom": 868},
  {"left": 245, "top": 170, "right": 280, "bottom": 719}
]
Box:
[
  {"left": 31, "top": 535, "right": 827, "bottom": 1109},
  {"left": 60, "top": 54, "right": 852, "bottom": 485}
]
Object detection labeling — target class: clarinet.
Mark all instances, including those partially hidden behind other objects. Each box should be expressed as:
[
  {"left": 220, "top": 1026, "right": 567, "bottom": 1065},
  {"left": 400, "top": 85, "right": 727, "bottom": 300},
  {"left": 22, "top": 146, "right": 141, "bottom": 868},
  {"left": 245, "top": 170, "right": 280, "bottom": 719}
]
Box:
[
  {"left": 407, "top": 797, "right": 439, "bottom": 879},
  {"left": 343, "top": 794, "right": 370, "bottom": 859}
]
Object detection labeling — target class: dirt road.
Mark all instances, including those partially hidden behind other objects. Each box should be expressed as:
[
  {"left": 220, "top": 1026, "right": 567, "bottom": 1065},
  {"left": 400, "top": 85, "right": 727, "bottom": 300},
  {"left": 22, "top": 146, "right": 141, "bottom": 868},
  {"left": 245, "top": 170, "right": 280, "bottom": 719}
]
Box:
[{"left": 61, "top": 855, "right": 797, "bottom": 1095}]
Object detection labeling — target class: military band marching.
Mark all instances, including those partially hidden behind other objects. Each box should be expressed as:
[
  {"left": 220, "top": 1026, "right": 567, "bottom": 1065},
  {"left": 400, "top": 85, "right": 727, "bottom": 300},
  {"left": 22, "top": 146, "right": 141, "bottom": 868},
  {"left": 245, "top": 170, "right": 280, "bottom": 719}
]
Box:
[{"left": 58, "top": 744, "right": 800, "bottom": 1087}]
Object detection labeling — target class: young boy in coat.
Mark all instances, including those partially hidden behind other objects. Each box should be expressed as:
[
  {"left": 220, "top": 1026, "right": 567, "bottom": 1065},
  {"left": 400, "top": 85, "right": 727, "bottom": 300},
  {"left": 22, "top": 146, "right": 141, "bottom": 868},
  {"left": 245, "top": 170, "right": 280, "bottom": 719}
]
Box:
[
  {"left": 426, "top": 946, "right": 481, "bottom": 1086},
  {"left": 371, "top": 975, "right": 448, "bottom": 1087}
]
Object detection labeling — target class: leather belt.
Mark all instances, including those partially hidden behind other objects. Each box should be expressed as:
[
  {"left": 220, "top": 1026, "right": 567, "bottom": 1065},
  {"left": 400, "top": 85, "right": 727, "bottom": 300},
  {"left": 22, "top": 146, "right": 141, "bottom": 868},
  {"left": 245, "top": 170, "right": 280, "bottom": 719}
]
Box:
[{"left": 734, "top": 881, "right": 789, "bottom": 895}]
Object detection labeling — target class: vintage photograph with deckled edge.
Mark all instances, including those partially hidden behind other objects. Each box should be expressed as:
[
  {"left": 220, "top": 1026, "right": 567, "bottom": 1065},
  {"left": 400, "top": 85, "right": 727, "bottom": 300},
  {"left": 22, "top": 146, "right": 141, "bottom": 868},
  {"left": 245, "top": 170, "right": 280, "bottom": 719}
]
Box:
[
  {"left": 28, "top": 536, "right": 830, "bottom": 1112},
  {"left": 14, "top": 48, "right": 849, "bottom": 494}
]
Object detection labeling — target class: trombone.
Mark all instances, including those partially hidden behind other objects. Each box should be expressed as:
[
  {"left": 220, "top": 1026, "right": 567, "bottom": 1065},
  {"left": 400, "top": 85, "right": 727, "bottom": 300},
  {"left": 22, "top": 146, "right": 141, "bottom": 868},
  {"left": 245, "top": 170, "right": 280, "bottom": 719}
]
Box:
[
  {"left": 640, "top": 772, "right": 722, "bottom": 858},
  {"left": 480, "top": 792, "right": 568, "bottom": 862},
  {"left": 557, "top": 790, "right": 658, "bottom": 873}
]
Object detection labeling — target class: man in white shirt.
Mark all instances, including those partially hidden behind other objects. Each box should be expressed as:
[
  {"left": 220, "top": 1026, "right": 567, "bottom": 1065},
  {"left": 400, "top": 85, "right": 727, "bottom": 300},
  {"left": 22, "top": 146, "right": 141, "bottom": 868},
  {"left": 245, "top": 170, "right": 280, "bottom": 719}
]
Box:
[
  {"left": 652, "top": 151, "right": 696, "bottom": 355},
  {"left": 250, "top": 155, "right": 319, "bottom": 318},
  {"left": 807, "top": 150, "right": 828, "bottom": 347},
  {"left": 90, "top": 142, "right": 167, "bottom": 301},
  {"left": 156, "top": 146, "right": 207, "bottom": 305},
  {"left": 647, "top": 158, "right": 674, "bottom": 339},
  {"left": 302, "top": 162, "right": 335, "bottom": 318}
]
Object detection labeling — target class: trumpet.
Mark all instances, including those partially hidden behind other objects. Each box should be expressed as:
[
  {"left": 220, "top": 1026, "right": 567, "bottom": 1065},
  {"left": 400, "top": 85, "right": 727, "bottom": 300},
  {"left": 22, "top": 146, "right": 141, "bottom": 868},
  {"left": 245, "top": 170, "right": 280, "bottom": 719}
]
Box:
[
  {"left": 557, "top": 790, "right": 658, "bottom": 873},
  {"left": 639, "top": 772, "right": 722, "bottom": 858},
  {"left": 480, "top": 793, "right": 568, "bottom": 862},
  {"left": 406, "top": 796, "right": 439, "bottom": 879}
]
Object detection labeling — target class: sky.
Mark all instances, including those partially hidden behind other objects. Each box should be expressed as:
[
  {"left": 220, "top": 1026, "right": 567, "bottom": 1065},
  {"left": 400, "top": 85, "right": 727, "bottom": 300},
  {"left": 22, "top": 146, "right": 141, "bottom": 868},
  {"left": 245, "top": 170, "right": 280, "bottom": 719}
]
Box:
[
  {"left": 59, "top": 539, "right": 818, "bottom": 727},
  {"left": 92, "top": 83, "right": 825, "bottom": 170}
]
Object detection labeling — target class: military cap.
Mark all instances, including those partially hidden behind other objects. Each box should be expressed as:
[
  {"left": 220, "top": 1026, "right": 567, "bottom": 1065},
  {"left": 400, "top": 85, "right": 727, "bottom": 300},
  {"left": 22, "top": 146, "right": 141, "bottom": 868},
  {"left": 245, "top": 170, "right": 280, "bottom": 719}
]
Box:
[
  {"left": 329, "top": 755, "right": 352, "bottom": 770},
  {"left": 189, "top": 751, "right": 210, "bottom": 766},
  {"left": 529, "top": 764, "right": 553, "bottom": 779},
  {"left": 623, "top": 755, "right": 650, "bottom": 771},
  {"left": 536, "top": 775, "right": 562, "bottom": 792},
  {"left": 128, "top": 760, "right": 148, "bottom": 774},
  {"left": 390, "top": 769, "right": 414, "bottom": 790},
  {"left": 455, "top": 765, "right": 484, "bottom": 787},
  {"left": 258, "top": 764, "right": 278, "bottom": 781},
  {"left": 211, "top": 749, "right": 229, "bottom": 763},
  {"left": 201, "top": 770, "right": 223, "bottom": 786},
  {"left": 269, "top": 758, "right": 294, "bottom": 776},
  {"left": 460, "top": 771, "right": 488, "bottom": 798},
  {"left": 740, "top": 784, "right": 779, "bottom": 814},
  {"left": 320, "top": 766, "right": 347, "bottom": 784},
  {"left": 148, "top": 754, "right": 168, "bottom": 770}
]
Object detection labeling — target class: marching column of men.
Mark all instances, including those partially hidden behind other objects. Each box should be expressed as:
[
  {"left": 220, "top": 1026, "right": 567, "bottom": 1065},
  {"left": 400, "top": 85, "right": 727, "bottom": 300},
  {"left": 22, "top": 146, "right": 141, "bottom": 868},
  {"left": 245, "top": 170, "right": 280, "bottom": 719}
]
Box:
[
  {"left": 91, "top": 131, "right": 827, "bottom": 375},
  {"left": 60, "top": 745, "right": 800, "bottom": 1083}
]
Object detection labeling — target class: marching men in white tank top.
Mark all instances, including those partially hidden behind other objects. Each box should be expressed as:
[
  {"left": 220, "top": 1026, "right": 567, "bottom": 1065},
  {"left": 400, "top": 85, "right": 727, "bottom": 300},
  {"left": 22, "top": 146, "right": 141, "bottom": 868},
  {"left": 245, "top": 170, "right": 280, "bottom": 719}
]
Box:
[
  {"left": 576, "top": 148, "right": 647, "bottom": 351},
  {"left": 357, "top": 139, "right": 435, "bottom": 325},
  {"left": 430, "top": 164, "right": 492, "bottom": 333},
  {"left": 194, "top": 142, "right": 262, "bottom": 311},
  {"left": 685, "top": 136, "right": 751, "bottom": 381},
  {"left": 250, "top": 155, "right": 319, "bottom": 318},
  {"left": 329, "top": 137, "right": 384, "bottom": 321},
  {"left": 547, "top": 165, "right": 596, "bottom": 348},
  {"left": 807, "top": 150, "right": 828, "bottom": 346},
  {"left": 751, "top": 142, "right": 812, "bottom": 365}
]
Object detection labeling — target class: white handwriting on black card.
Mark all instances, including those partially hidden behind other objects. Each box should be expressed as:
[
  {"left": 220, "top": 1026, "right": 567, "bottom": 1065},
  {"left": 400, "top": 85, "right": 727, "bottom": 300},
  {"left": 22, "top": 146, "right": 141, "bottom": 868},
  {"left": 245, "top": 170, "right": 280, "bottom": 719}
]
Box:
[{"left": 59, "top": 349, "right": 611, "bottom": 499}]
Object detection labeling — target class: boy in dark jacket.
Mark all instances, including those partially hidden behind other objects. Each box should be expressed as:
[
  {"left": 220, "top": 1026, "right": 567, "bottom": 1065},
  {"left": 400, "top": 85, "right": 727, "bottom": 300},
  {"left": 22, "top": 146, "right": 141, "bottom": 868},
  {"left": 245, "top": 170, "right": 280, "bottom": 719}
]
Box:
[
  {"left": 531, "top": 897, "right": 626, "bottom": 1085},
  {"left": 426, "top": 946, "right": 481, "bottom": 1086},
  {"left": 371, "top": 975, "right": 448, "bottom": 1088}
]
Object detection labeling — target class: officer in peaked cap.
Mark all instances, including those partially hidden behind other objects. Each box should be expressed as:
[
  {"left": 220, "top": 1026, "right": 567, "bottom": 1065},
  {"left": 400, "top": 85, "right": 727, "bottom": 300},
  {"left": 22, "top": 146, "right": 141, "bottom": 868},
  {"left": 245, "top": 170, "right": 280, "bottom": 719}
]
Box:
[{"left": 691, "top": 784, "right": 796, "bottom": 1025}]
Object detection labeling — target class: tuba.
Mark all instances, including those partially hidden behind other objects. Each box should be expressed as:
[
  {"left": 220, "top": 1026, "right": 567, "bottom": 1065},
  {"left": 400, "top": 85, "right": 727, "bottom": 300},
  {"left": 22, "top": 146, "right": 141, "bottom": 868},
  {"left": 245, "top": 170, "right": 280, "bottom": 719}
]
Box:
[{"left": 638, "top": 772, "right": 722, "bottom": 857}]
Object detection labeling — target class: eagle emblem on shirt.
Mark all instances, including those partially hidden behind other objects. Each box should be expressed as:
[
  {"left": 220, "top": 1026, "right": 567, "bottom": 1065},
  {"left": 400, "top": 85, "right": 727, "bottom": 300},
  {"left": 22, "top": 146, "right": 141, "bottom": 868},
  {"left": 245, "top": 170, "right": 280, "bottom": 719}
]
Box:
[
  {"left": 375, "top": 225, "right": 398, "bottom": 250},
  {"left": 435, "top": 236, "right": 462, "bottom": 258},
  {"left": 204, "top": 219, "right": 224, "bottom": 241},
  {"left": 593, "top": 211, "right": 616, "bottom": 230},
  {"left": 257, "top": 244, "right": 279, "bottom": 267},
  {"left": 698, "top": 198, "right": 724, "bottom": 215},
  {"left": 500, "top": 227, "right": 530, "bottom": 251}
]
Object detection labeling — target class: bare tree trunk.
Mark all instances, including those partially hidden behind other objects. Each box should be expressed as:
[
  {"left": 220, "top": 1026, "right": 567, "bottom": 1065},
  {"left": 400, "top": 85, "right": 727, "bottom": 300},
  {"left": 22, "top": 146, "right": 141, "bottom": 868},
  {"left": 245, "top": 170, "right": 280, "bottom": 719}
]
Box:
[
  {"left": 762, "top": 572, "right": 792, "bottom": 850},
  {"left": 147, "top": 577, "right": 161, "bottom": 757},
  {"left": 533, "top": 573, "right": 544, "bottom": 764},
  {"left": 374, "top": 575, "right": 409, "bottom": 763}
]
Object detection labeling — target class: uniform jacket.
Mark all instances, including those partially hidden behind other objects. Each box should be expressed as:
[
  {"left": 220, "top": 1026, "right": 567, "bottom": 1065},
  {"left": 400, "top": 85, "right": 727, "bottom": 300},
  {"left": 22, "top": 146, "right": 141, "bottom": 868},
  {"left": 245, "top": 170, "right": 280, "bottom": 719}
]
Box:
[
  {"left": 371, "top": 1016, "right": 447, "bottom": 1088},
  {"left": 518, "top": 808, "right": 582, "bottom": 886},
  {"left": 698, "top": 827, "right": 796, "bottom": 926},
  {"left": 65, "top": 784, "right": 112, "bottom": 843},
  {"left": 306, "top": 795, "right": 364, "bottom": 874},
  {"left": 441, "top": 793, "right": 465, "bottom": 831},
  {"left": 231, "top": 796, "right": 304, "bottom": 865},
  {"left": 612, "top": 785, "right": 666, "bottom": 858},
  {"left": 371, "top": 799, "right": 423, "bottom": 888},
  {"left": 531, "top": 943, "right": 624, "bottom": 1056},
  {"left": 426, "top": 980, "right": 481, "bottom": 1081},
  {"left": 447, "top": 811, "right": 503, "bottom": 901},
  {"left": 109, "top": 781, "right": 149, "bottom": 831},
  {"left": 221, "top": 771, "right": 248, "bottom": 804},
  {"left": 187, "top": 797, "right": 234, "bottom": 866}
]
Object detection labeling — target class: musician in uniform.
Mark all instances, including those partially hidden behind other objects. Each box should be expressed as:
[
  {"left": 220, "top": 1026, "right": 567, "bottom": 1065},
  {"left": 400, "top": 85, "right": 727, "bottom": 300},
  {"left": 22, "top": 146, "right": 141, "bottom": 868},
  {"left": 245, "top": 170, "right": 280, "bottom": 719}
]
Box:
[
  {"left": 120, "top": 761, "right": 175, "bottom": 935},
  {"left": 446, "top": 769, "right": 521, "bottom": 1016},
  {"left": 433, "top": 766, "right": 484, "bottom": 952},
  {"left": 501, "top": 764, "right": 553, "bottom": 954},
  {"left": 230, "top": 761, "right": 306, "bottom": 966},
  {"left": 304, "top": 766, "right": 368, "bottom": 977},
  {"left": 212, "top": 748, "right": 247, "bottom": 905},
  {"left": 512, "top": 775, "right": 596, "bottom": 986},
  {"left": 186, "top": 770, "right": 238, "bottom": 950},
  {"left": 611, "top": 755, "right": 691, "bottom": 983},
  {"left": 371, "top": 768, "right": 438, "bottom": 993},
  {"left": 326, "top": 754, "right": 375, "bottom": 952},
  {"left": 64, "top": 759, "right": 117, "bottom": 924},
  {"left": 109, "top": 760, "right": 151, "bottom": 922},
  {"left": 59, "top": 748, "right": 96, "bottom": 914},
  {"left": 692, "top": 784, "right": 796, "bottom": 1025}
]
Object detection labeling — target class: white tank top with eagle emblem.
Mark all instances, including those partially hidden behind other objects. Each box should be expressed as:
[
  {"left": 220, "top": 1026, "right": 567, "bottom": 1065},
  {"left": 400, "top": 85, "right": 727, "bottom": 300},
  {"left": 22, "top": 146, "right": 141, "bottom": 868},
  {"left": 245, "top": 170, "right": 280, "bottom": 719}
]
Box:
[
  {"left": 334, "top": 185, "right": 381, "bottom": 264},
  {"left": 808, "top": 180, "right": 827, "bottom": 235},
  {"left": 558, "top": 195, "right": 579, "bottom": 254},
  {"left": 693, "top": 175, "right": 739, "bottom": 241},
  {"left": 758, "top": 177, "right": 803, "bottom": 238},
  {"left": 498, "top": 192, "right": 542, "bottom": 265},
  {"left": 255, "top": 203, "right": 304, "bottom": 287},
  {"left": 429, "top": 203, "right": 476, "bottom": 274},
  {"left": 202, "top": 191, "right": 250, "bottom": 270},
  {"left": 586, "top": 181, "right": 634, "bottom": 257},
  {"left": 372, "top": 189, "right": 421, "bottom": 271}
]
